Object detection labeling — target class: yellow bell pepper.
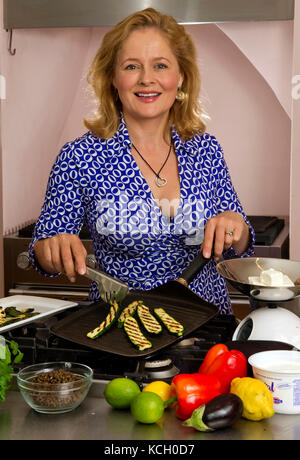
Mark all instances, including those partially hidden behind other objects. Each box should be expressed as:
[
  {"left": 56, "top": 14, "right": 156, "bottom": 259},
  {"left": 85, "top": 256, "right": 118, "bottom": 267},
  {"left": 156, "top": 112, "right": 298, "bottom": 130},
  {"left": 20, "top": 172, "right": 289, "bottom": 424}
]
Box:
[{"left": 230, "top": 377, "right": 274, "bottom": 421}]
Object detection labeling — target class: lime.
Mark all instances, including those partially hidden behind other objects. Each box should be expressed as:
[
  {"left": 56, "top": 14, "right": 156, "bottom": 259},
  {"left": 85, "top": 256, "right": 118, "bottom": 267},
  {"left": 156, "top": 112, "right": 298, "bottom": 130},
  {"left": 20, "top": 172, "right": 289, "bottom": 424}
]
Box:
[
  {"left": 143, "top": 381, "right": 171, "bottom": 402},
  {"left": 130, "top": 391, "right": 164, "bottom": 424},
  {"left": 104, "top": 378, "right": 141, "bottom": 409}
]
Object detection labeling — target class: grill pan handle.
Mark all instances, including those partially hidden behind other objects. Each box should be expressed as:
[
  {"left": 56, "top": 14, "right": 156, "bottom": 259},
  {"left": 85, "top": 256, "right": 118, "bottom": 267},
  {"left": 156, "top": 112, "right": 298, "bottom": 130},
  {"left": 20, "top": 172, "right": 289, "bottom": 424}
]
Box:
[{"left": 177, "top": 251, "right": 211, "bottom": 286}]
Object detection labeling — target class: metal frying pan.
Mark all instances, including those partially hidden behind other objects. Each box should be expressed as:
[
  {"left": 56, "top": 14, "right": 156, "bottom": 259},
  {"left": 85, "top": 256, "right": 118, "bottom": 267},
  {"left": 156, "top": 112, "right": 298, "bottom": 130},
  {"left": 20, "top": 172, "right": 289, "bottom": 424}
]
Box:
[
  {"left": 216, "top": 257, "right": 300, "bottom": 302},
  {"left": 50, "top": 252, "right": 219, "bottom": 358}
]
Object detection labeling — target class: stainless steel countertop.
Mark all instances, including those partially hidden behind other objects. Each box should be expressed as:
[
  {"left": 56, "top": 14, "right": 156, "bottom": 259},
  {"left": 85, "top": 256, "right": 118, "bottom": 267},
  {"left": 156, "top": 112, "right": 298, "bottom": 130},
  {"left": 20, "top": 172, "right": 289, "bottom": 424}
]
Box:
[{"left": 1, "top": 380, "right": 300, "bottom": 441}]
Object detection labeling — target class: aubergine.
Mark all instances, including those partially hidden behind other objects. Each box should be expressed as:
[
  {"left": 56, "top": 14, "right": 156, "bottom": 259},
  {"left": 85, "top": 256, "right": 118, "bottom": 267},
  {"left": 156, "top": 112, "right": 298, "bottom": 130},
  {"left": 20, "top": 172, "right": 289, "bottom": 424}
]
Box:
[{"left": 183, "top": 394, "right": 243, "bottom": 432}]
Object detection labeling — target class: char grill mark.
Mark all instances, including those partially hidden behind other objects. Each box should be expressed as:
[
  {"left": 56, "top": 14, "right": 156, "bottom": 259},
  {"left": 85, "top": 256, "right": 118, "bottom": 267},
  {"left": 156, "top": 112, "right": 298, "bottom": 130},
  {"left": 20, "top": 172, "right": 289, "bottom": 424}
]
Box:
[
  {"left": 137, "top": 304, "right": 162, "bottom": 335},
  {"left": 124, "top": 316, "right": 152, "bottom": 351}
]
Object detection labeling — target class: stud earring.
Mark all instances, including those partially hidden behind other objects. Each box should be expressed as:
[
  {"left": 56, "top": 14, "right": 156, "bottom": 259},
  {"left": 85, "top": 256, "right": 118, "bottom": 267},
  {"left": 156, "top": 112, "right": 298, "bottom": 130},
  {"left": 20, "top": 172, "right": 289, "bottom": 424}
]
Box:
[{"left": 175, "top": 87, "right": 186, "bottom": 102}]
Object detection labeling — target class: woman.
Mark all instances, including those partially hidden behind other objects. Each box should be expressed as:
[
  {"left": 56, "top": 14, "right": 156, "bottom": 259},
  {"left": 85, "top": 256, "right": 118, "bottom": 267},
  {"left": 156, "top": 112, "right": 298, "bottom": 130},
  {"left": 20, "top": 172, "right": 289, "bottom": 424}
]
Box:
[{"left": 30, "top": 8, "right": 254, "bottom": 314}]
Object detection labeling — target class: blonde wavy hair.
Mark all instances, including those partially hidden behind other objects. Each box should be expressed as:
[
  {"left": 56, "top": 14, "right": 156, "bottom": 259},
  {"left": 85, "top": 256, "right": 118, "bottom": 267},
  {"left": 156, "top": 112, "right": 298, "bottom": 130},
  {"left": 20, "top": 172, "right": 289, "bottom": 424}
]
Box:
[{"left": 84, "top": 8, "right": 206, "bottom": 140}]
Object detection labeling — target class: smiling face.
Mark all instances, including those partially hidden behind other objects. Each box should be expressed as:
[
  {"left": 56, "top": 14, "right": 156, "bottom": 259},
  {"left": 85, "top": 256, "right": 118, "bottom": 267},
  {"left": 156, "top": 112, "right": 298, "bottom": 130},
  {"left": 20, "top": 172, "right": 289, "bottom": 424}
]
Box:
[{"left": 113, "top": 27, "right": 183, "bottom": 125}]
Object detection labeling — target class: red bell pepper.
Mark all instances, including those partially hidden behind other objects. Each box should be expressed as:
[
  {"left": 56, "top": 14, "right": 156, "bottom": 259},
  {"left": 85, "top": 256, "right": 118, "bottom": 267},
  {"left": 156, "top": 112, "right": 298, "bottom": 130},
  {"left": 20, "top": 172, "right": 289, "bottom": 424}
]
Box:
[
  {"left": 198, "top": 344, "right": 247, "bottom": 393},
  {"left": 170, "top": 373, "right": 221, "bottom": 420},
  {"left": 198, "top": 343, "right": 229, "bottom": 373}
]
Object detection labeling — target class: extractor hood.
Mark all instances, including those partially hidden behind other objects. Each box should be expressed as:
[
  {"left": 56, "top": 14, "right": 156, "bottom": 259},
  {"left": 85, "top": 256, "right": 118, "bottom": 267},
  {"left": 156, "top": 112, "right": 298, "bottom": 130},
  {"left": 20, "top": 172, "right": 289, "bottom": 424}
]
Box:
[{"left": 3, "top": 0, "right": 295, "bottom": 29}]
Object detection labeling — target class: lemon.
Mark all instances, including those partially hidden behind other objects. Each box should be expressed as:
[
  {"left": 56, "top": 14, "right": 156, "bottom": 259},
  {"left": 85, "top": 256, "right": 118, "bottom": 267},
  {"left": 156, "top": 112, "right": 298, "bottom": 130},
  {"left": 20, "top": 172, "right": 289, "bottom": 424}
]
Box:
[
  {"left": 104, "top": 378, "right": 141, "bottom": 409},
  {"left": 131, "top": 391, "right": 164, "bottom": 424},
  {"left": 143, "top": 381, "right": 172, "bottom": 402}
]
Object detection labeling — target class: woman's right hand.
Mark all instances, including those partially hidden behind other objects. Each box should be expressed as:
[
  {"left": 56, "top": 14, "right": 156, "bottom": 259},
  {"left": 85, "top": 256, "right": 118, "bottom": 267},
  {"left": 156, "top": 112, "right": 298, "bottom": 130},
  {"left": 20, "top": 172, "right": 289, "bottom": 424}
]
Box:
[{"left": 34, "top": 234, "right": 87, "bottom": 283}]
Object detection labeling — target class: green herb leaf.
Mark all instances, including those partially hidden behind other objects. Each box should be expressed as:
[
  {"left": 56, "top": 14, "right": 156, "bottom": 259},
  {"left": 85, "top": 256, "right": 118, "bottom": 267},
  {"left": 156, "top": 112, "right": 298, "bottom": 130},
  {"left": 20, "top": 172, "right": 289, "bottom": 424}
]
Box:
[
  {"left": 13, "top": 350, "right": 24, "bottom": 364},
  {"left": 0, "top": 338, "right": 23, "bottom": 402},
  {"left": 9, "top": 340, "right": 19, "bottom": 356},
  {"left": 4, "top": 345, "right": 11, "bottom": 364}
]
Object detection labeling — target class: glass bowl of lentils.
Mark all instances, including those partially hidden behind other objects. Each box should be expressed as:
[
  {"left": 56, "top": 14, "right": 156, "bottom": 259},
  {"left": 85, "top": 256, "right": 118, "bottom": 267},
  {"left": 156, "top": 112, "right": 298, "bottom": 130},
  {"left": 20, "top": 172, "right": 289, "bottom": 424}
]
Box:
[{"left": 17, "top": 362, "right": 93, "bottom": 414}]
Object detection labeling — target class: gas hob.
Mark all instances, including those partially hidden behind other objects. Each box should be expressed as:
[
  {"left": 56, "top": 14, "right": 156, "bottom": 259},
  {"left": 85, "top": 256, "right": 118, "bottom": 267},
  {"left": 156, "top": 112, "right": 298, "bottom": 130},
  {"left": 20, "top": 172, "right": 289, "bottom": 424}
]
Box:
[{"left": 3, "top": 302, "right": 238, "bottom": 386}]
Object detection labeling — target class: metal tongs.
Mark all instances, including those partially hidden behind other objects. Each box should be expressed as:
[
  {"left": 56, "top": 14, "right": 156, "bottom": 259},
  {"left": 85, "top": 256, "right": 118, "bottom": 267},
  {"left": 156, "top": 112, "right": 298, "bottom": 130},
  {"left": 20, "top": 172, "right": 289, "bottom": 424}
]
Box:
[
  {"left": 17, "top": 252, "right": 129, "bottom": 305},
  {"left": 84, "top": 255, "right": 129, "bottom": 304}
]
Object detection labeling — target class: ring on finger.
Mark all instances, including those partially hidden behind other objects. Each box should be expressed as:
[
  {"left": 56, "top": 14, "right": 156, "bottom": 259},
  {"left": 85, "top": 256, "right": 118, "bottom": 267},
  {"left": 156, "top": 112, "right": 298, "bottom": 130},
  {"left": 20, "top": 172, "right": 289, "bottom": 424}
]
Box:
[{"left": 225, "top": 230, "right": 234, "bottom": 237}]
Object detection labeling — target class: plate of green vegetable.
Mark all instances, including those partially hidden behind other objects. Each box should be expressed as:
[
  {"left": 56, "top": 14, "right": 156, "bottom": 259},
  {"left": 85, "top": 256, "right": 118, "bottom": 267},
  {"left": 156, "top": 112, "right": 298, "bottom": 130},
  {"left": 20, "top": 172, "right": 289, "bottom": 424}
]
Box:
[{"left": 0, "top": 295, "right": 77, "bottom": 333}]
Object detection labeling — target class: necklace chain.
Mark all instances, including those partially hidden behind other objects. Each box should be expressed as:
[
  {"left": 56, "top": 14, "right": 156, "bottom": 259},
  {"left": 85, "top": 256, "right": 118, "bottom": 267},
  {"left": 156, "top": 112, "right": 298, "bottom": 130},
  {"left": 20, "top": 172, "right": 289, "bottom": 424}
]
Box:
[{"left": 131, "top": 141, "right": 172, "bottom": 187}]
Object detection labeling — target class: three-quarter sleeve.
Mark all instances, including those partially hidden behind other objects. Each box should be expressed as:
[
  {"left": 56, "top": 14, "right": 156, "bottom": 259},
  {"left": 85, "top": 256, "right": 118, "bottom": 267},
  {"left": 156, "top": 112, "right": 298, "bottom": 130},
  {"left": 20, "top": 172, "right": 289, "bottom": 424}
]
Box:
[{"left": 29, "top": 143, "right": 86, "bottom": 275}]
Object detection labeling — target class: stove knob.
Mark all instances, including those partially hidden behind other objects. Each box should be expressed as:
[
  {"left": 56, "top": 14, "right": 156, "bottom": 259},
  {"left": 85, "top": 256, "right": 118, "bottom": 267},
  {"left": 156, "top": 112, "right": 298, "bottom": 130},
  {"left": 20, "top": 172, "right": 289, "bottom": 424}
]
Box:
[{"left": 17, "top": 251, "right": 30, "bottom": 270}]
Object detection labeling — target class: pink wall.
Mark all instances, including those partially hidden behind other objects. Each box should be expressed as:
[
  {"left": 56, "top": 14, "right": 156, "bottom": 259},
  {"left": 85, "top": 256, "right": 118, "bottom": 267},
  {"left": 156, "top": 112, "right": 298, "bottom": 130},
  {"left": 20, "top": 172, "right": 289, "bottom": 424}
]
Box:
[
  {"left": 290, "top": 0, "right": 300, "bottom": 261},
  {"left": 187, "top": 24, "right": 291, "bottom": 218},
  {"left": 0, "top": 26, "right": 96, "bottom": 234},
  {"left": 0, "top": 18, "right": 293, "bottom": 235},
  {"left": 218, "top": 21, "right": 293, "bottom": 117},
  {"left": 0, "top": 0, "right": 4, "bottom": 296}
]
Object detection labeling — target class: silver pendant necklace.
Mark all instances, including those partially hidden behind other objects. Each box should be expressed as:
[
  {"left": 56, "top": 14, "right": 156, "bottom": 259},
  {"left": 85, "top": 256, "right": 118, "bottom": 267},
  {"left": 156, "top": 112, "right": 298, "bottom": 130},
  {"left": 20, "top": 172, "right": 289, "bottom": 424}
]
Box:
[{"left": 132, "top": 141, "right": 172, "bottom": 188}]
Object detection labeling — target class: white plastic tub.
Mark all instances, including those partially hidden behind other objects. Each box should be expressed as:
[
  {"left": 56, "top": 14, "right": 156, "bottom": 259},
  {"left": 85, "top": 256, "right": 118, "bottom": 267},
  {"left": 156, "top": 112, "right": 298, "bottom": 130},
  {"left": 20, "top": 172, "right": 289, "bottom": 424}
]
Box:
[{"left": 248, "top": 350, "right": 300, "bottom": 414}]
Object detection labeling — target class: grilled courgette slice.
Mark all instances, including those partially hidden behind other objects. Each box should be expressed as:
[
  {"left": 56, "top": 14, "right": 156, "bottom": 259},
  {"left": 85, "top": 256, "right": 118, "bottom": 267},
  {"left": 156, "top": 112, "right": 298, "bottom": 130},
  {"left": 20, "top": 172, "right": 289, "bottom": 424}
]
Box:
[
  {"left": 117, "top": 300, "right": 141, "bottom": 328},
  {"left": 0, "top": 314, "right": 26, "bottom": 327},
  {"left": 137, "top": 303, "right": 162, "bottom": 335},
  {"left": 124, "top": 316, "right": 152, "bottom": 351},
  {"left": 154, "top": 308, "right": 184, "bottom": 336},
  {"left": 87, "top": 300, "right": 119, "bottom": 339}
]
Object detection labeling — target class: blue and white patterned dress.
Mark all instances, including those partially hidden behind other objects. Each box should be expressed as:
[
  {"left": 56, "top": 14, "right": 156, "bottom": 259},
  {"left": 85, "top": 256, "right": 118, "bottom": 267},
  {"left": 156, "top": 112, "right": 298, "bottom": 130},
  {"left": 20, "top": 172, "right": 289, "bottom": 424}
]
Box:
[{"left": 29, "top": 116, "right": 254, "bottom": 314}]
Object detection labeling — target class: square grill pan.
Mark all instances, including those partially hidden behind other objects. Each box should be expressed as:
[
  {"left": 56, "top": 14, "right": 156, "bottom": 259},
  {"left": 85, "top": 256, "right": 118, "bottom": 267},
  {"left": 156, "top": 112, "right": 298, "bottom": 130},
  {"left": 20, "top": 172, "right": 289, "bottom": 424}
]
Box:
[{"left": 50, "top": 281, "right": 218, "bottom": 358}]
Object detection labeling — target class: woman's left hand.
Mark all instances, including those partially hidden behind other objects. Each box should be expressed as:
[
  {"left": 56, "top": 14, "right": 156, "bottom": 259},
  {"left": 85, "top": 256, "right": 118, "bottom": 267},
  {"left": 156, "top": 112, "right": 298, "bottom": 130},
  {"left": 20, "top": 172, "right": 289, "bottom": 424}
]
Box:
[{"left": 202, "top": 211, "right": 250, "bottom": 260}]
